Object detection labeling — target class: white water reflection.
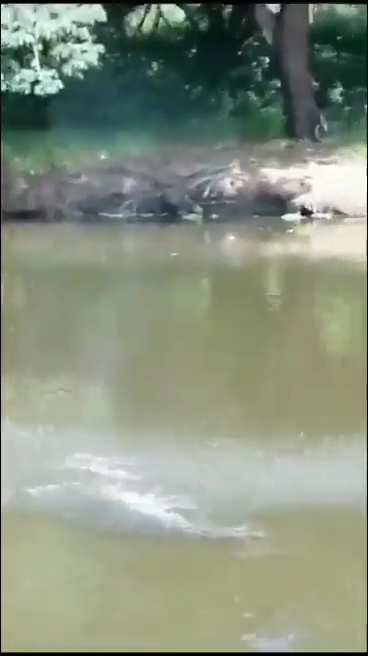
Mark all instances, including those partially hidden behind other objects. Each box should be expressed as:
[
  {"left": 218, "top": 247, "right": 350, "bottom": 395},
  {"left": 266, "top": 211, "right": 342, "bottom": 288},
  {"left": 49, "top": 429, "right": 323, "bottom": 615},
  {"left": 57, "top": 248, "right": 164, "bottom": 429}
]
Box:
[{"left": 2, "top": 419, "right": 366, "bottom": 539}]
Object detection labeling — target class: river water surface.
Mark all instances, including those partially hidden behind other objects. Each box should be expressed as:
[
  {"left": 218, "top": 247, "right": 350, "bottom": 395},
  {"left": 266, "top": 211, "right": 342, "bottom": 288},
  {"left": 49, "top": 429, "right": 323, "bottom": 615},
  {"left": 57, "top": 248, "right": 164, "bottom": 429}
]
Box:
[{"left": 1, "top": 223, "right": 367, "bottom": 652}]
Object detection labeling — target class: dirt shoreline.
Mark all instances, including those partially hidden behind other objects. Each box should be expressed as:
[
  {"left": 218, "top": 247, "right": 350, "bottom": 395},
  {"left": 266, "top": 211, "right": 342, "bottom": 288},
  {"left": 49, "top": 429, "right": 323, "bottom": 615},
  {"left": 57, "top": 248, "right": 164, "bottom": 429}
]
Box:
[{"left": 2, "top": 141, "right": 367, "bottom": 225}]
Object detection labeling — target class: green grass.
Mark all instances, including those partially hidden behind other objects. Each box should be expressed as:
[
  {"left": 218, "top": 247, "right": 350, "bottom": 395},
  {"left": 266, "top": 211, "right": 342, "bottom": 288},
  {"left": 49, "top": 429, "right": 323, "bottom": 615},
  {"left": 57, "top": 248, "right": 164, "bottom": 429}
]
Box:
[
  {"left": 3, "top": 117, "right": 258, "bottom": 174},
  {"left": 3, "top": 128, "right": 167, "bottom": 174},
  {"left": 3, "top": 113, "right": 366, "bottom": 175}
]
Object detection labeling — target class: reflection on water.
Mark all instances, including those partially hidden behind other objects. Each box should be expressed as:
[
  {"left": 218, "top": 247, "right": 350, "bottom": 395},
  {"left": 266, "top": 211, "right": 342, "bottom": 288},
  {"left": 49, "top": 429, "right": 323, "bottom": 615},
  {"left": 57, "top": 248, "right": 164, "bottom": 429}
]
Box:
[{"left": 1, "top": 224, "right": 367, "bottom": 652}]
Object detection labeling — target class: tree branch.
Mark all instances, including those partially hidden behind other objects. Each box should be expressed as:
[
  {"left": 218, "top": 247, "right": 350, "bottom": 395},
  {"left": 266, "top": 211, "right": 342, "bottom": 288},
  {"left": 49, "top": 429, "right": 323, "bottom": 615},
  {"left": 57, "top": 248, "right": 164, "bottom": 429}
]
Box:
[{"left": 134, "top": 4, "right": 151, "bottom": 35}]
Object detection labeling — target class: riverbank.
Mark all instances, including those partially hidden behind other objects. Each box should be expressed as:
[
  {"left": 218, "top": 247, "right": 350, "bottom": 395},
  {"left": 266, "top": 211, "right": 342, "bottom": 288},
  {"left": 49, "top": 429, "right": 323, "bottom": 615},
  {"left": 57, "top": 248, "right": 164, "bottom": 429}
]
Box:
[{"left": 2, "top": 132, "right": 367, "bottom": 224}]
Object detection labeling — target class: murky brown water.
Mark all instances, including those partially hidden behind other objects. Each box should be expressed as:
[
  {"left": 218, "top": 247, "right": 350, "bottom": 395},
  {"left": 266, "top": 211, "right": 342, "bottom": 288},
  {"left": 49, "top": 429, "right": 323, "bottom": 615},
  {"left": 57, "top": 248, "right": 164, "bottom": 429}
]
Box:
[{"left": 1, "top": 223, "right": 367, "bottom": 652}]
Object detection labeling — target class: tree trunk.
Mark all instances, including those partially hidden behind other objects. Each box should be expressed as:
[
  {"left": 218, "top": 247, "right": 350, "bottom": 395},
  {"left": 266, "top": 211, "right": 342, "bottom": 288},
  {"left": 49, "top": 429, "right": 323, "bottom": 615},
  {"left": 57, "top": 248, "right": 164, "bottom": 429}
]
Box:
[{"left": 274, "top": 4, "right": 322, "bottom": 141}]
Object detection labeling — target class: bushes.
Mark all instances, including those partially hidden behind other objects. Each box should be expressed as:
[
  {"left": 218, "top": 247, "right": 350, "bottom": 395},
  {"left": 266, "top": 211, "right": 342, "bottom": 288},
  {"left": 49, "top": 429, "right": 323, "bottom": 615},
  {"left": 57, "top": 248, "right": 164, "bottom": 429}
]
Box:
[{"left": 2, "top": 4, "right": 366, "bottom": 138}]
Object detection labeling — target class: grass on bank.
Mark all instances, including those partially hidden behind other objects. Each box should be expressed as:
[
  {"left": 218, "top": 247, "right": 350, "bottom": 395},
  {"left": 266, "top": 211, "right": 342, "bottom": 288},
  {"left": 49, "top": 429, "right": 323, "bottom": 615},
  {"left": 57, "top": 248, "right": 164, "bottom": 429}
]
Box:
[{"left": 3, "top": 113, "right": 367, "bottom": 175}]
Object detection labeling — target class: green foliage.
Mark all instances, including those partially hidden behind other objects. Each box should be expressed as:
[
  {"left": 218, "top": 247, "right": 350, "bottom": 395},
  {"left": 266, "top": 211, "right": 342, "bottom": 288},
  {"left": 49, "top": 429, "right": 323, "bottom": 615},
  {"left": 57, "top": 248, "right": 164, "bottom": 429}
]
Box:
[
  {"left": 1, "top": 4, "right": 106, "bottom": 96},
  {"left": 310, "top": 5, "right": 367, "bottom": 121},
  {"left": 1, "top": 3, "right": 366, "bottom": 140}
]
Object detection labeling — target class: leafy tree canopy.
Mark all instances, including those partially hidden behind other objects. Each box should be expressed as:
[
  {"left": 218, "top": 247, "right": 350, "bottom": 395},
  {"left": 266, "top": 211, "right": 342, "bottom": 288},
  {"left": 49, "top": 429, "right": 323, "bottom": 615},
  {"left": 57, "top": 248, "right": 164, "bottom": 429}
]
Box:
[{"left": 1, "top": 3, "right": 106, "bottom": 96}]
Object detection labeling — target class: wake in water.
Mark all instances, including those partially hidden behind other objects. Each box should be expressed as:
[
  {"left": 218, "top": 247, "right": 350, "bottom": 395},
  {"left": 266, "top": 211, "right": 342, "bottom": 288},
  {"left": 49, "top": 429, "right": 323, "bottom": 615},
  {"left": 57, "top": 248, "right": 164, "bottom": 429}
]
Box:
[
  {"left": 1, "top": 419, "right": 366, "bottom": 539},
  {"left": 3, "top": 452, "right": 253, "bottom": 540}
]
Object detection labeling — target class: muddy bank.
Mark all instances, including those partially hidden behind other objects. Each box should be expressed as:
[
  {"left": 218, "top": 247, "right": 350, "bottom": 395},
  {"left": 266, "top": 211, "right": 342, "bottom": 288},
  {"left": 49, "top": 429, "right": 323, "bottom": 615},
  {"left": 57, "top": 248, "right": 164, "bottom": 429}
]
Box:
[{"left": 1, "top": 142, "right": 367, "bottom": 225}]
